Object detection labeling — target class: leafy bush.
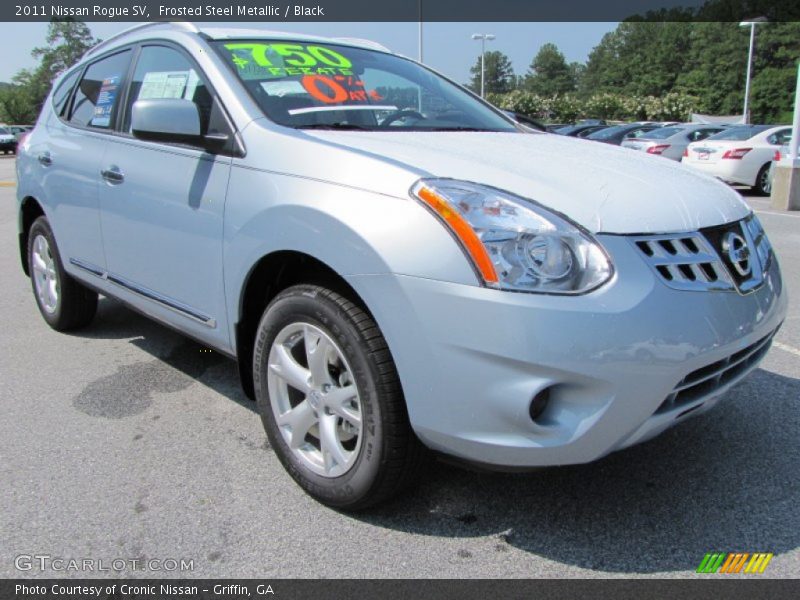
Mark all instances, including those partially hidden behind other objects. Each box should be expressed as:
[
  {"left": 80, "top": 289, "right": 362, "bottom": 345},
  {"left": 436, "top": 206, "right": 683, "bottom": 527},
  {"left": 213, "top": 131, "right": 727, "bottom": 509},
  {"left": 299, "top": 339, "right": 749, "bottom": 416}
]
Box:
[{"left": 486, "top": 90, "right": 698, "bottom": 123}]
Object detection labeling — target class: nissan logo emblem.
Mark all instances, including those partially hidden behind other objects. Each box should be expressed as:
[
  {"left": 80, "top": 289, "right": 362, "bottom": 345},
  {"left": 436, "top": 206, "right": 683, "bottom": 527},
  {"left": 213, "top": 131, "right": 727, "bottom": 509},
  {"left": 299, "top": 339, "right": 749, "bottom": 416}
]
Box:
[{"left": 722, "top": 231, "right": 751, "bottom": 277}]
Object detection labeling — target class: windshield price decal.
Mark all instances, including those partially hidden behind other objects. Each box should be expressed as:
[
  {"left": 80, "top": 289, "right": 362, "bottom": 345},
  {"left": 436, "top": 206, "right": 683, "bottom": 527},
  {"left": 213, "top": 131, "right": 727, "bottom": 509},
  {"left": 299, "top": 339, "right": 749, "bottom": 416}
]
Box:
[
  {"left": 224, "top": 43, "right": 354, "bottom": 79},
  {"left": 301, "top": 75, "right": 384, "bottom": 104}
]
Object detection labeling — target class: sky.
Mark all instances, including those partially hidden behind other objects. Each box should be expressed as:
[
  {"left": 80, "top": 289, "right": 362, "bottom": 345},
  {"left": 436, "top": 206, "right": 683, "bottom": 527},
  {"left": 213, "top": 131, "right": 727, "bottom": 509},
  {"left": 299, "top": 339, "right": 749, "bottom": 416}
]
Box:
[{"left": 0, "top": 21, "right": 616, "bottom": 84}]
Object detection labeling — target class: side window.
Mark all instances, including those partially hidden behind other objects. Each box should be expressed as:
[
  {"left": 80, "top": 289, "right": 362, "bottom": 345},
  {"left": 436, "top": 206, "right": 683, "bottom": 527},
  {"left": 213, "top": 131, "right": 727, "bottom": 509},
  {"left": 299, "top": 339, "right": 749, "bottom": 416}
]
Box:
[
  {"left": 52, "top": 69, "right": 81, "bottom": 117},
  {"left": 124, "top": 45, "right": 231, "bottom": 142},
  {"left": 689, "top": 129, "right": 719, "bottom": 142},
  {"left": 626, "top": 128, "right": 649, "bottom": 139},
  {"left": 773, "top": 129, "right": 792, "bottom": 145},
  {"left": 68, "top": 50, "right": 132, "bottom": 129}
]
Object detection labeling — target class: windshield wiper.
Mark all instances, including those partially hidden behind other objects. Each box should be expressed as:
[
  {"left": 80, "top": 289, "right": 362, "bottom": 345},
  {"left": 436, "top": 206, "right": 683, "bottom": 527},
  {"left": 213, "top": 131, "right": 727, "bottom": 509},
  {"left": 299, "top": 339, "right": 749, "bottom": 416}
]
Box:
[{"left": 297, "top": 123, "right": 372, "bottom": 131}]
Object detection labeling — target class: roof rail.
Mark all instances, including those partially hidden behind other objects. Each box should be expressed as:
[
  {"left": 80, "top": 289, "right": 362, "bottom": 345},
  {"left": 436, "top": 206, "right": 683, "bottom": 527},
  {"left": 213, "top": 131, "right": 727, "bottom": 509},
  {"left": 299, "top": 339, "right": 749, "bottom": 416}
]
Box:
[
  {"left": 334, "top": 37, "right": 391, "bottom": 53},
  {"left": 82, "top": 21, "right": 200, "bottom": 60}
]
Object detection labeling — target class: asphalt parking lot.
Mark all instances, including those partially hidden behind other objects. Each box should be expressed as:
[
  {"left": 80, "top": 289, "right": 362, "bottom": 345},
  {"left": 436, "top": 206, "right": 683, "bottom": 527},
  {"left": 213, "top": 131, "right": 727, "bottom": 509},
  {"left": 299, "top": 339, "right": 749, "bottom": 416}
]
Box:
[{"left": 1, "top": 153, "right": 798, "bottom": 579}]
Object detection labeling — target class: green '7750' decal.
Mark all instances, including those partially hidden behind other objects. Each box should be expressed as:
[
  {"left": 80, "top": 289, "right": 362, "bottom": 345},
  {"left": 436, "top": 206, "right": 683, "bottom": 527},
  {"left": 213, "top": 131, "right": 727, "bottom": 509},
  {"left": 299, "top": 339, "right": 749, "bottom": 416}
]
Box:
[{"left": 225, "top": 43, "right": 353, "bottom": 75}]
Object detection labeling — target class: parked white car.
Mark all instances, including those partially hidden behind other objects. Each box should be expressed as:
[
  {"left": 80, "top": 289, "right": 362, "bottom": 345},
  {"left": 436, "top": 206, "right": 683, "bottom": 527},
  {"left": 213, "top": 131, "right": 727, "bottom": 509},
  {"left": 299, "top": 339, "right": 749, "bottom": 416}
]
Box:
[
  {"left": 682, "top": 125, "right": 792, "bottom": 195},
  {"left": 622, "top": 124, "right": 725, "bottom": 161}
]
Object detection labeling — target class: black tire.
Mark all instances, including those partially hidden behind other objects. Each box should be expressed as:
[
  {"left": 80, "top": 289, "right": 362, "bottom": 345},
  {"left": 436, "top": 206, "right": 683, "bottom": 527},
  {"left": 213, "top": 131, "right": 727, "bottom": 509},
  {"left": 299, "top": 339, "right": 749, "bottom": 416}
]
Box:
[
  {"left": 27, "top": 216, "right": 97, "bottom": 331},
  {"left": 752, "top": 163, "right": 772, "bottom": 196},
  {"left": 253, "top": 284, "right": 426, "bottom": 510}
]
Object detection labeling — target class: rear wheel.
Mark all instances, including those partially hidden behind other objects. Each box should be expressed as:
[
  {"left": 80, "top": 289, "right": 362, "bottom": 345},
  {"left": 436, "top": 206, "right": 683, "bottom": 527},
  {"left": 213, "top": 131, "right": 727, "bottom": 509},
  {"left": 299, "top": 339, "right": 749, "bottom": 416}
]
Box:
[
  {"left": 28, "top": 216, "right": 98, "bottom": 331},
  {"left": 253, "top": 284, "right": 425, "bottom": 510},
  {"left": 753, "top": 163, "right": 772, "bottom": 196}
]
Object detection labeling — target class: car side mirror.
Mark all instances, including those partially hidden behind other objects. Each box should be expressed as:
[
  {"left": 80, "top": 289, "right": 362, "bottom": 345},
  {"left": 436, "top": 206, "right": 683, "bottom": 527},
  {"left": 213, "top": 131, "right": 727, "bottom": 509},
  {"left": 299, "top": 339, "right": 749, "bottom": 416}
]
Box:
[{"left": 132, "top": 99, "right": 217, "bottom": 149}]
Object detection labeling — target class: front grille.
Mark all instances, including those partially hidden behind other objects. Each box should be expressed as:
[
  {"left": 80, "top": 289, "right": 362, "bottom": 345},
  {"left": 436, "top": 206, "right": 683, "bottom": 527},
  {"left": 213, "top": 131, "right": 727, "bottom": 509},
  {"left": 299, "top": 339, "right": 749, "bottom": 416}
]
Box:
[
  {"left": 656, "top": 330, "right": 775, "bottom": 414},
  {"left": 632, "top": 233, "right": 735, "bottom": 292},
  {"left": 631, "top": 215, "right": 772, "bottom": 294}
]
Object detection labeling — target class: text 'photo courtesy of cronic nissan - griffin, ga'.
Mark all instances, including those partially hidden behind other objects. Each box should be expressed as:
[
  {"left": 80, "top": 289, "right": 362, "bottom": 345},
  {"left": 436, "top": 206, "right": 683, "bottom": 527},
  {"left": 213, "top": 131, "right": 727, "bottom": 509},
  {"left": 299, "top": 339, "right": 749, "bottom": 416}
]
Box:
[{"left": 15, "top": 22, "right": 786, "bottom": 510}]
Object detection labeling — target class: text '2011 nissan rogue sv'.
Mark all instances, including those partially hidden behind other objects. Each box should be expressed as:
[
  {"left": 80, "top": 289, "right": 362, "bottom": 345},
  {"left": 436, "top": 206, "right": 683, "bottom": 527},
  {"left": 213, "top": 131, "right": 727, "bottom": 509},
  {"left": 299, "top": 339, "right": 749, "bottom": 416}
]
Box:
[{"left": 16, "top": 23, "right": 786, "bottom": 509}]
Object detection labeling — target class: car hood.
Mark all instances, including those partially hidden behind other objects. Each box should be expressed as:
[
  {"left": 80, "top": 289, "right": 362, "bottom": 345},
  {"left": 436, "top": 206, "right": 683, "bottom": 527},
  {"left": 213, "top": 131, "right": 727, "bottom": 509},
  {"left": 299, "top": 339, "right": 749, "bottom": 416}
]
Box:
[{"left": 302, "top": 130, "right": 749, "bottom": 234}]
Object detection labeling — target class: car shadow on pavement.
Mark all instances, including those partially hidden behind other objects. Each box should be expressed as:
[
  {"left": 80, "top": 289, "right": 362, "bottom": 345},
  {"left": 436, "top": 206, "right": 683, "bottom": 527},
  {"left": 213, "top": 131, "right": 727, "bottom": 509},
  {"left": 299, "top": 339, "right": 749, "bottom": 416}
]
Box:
[
  {"left": 67, "top": 297, "right": 256, "bottom": 415},
  {"left": 356, "top": 367, "right": 800, "bottom": 574},
  {"left": 67, "top": 299, "right": 798, "bottom": 573}
]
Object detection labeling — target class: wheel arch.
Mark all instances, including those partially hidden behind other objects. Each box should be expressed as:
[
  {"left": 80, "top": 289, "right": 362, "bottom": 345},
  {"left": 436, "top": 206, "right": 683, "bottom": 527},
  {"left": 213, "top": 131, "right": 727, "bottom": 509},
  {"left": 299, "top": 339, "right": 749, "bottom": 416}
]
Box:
[
  {"left": 234, "top": 249, "right": 374, "bottom": 400},
  {"left": 18, "top": 196, "right": 46, "bottom": 277}
]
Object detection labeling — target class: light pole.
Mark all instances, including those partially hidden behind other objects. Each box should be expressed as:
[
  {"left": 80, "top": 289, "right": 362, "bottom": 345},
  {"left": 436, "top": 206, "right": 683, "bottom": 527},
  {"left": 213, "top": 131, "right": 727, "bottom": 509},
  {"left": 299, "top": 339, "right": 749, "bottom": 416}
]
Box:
[
  {"left": 739, "top": 18, "right": 767, "bottom": 124},
  {"left": 471, "top": 33, "right": 495, "bottom": 98},
  {"left": 418, "top": 0, "right": 423, "bottom": 62}
]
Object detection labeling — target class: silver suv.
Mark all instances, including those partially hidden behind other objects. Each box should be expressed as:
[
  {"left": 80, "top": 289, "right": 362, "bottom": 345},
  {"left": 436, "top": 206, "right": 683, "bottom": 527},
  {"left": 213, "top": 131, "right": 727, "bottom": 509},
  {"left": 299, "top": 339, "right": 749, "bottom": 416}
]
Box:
[{"left": 16, "top": 23, "right": 786, "bottom": 509}]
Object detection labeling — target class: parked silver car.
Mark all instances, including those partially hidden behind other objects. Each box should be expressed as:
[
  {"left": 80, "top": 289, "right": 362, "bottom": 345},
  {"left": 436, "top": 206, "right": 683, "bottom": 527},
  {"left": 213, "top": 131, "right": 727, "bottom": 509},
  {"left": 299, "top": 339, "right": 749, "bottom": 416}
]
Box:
[
  {"left": 16, "top": 24, "right": 786, "bottom": 509},
  {"left": 621, "top": 124, "right": 724, "bottom": 161}
]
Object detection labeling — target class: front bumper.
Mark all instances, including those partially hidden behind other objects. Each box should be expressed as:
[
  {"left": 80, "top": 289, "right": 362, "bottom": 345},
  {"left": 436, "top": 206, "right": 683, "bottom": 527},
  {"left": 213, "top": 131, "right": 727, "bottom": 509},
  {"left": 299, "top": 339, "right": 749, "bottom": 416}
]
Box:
[{"left": 347, "top": 234, "right": 786, "bottom": 468}]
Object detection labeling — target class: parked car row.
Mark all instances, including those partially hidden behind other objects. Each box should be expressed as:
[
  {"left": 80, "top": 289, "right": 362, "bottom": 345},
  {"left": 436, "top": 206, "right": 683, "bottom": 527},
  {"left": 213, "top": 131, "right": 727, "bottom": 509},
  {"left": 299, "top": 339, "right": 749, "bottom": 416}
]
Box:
[
  {"left": 0, "top": 125, "right": 18, "bottom": 154},
  {"left": 532, "top": 117, "right": 791, "bottom": 196},
  {"left": 0, "top": 124, "right": 33, "bottom": 154},
  {"left": 681, "top": 125, "right": 792, "bottom": 195},
  {"left": 621, "top": 124, "right": 726, "bottom": 160}
]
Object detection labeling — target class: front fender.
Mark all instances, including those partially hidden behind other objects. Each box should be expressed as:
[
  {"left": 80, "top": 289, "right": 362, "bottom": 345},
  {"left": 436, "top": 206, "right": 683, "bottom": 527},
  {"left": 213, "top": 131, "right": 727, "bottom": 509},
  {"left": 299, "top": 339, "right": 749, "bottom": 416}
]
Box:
[{"left": 222, "top": 168, "right": 477, "bottom": 347}]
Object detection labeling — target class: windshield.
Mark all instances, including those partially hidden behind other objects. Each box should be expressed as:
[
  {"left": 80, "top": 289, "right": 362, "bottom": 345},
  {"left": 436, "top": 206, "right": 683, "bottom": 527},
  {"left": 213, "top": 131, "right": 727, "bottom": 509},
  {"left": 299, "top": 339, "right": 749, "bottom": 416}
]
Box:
[
  {"left": 0, "top": 127, "right": 10, "bottom": 135},
  {"left": 214, "top": 40, "right": 517, "bottom": 132},
  {"left": 707, "top": 125, "right": 770, "bottom": 141}
]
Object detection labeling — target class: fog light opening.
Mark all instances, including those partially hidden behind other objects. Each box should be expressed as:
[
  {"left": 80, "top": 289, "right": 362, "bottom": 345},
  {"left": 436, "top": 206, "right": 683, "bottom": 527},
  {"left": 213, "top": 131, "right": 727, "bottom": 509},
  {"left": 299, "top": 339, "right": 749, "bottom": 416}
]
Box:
[{"left": 529, "top": 388, "right": 551, "bottom": 422}]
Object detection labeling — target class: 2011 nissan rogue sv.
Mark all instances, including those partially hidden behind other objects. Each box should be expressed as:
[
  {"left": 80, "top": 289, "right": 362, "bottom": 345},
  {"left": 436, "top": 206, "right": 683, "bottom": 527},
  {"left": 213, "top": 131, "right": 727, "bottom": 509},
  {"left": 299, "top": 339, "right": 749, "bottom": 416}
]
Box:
[{"left": 16, "top": 23, "right": 786, "bottom": 509}]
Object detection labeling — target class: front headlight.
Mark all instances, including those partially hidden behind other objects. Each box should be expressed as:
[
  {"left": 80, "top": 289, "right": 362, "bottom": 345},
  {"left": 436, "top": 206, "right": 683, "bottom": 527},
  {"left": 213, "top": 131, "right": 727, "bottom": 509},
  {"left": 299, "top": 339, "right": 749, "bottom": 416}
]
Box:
[{"left": 411, "top": 178, "right": 613, "bottom": 294}]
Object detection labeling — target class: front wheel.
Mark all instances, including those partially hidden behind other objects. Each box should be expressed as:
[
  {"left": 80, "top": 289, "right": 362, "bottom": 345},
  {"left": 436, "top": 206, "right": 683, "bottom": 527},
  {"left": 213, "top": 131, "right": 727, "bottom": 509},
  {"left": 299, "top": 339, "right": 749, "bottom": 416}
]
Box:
[
  {"left": 28, "top": 216, "right": 98, "bottom": 331},
  {"left": 253, "top": 284, "right": 425, "bottom": 510}
]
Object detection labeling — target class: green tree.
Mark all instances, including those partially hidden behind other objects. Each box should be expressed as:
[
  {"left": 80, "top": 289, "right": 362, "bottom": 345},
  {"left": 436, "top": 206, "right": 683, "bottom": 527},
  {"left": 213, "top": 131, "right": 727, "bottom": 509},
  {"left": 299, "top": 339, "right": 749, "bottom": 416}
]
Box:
[
  {"left": 581, "top": 22, "right": 691, "bottom": 97},
  {"left": 673, "top": 22, "right": 748, "bottom": 116},
  {"left": 0, "top": 83, "right": 37, "bottom": 123},
  {"left": 525, "top": 43, "right": 575, "bottom": 95},
  {"left": 0, "top": 19, "right": 98, "bottom": 123},
  {"left": 748, "top": 22, "right": 800, "bottom": 123},
  {"left": 468, "top": 50, "right": 516, "bottom": 94},
  {"left": 580, "top": 19, "right": 798, "bottom": 123}
]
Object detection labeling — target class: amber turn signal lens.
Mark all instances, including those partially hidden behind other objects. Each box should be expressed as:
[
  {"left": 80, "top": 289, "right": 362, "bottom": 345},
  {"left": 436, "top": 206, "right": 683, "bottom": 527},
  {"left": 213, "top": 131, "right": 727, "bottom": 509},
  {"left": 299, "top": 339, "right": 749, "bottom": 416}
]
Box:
[{"left": 416, "top": 186, "right": 499, "bottom": 284}]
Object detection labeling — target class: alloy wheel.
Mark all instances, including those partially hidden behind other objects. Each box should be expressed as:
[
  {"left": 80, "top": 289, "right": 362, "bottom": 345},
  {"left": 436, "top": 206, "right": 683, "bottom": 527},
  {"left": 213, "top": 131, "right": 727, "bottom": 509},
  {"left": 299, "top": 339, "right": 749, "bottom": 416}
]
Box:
[
  {"left": 31, "top": 234, "right": 59, "bottom": 314},
  {"left": 267, "top": 322, "right": 363, "bottom": 478}
]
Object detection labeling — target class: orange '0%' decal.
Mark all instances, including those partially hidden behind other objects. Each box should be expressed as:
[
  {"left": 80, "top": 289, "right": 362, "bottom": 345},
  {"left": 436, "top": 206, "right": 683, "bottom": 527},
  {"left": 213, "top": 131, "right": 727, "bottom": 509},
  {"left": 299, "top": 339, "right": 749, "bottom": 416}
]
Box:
[{"left": 301, "top": 75, "right": 349, "bottom": 103}]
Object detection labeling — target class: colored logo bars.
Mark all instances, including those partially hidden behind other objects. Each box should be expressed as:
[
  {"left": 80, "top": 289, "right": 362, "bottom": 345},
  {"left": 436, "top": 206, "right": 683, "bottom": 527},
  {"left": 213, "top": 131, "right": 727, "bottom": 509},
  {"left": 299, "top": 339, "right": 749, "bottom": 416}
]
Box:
[{"left": 697, "top": 552, "right": 773, "bottom": 574}]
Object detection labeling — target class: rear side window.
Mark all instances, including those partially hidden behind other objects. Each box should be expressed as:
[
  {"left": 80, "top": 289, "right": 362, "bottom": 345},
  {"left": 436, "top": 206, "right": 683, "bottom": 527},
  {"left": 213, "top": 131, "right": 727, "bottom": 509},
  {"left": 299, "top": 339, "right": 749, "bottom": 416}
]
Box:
[
  {"left": 707, "top": 125, "right": 770, "bottom": 141},
  {"left": 767, "top": 129, "right": 792, "bottom": 145},
  {"left": 642, "top": 126, "right": 683, "bottom": 140},
  {"left": 123, "top": 45, "right": 225, "bottom": 139},
  {"left": 52, "top": 69, "right": 81, "bottom": 117},
  {"left": 68, "top": 50, "right": 132, "bottom": 128},
  {"left": 625, "top": 127, "right": 657, "bottom": 139},
  {"left": 687, "top": 128, "right": 721, "bottom": 142}
]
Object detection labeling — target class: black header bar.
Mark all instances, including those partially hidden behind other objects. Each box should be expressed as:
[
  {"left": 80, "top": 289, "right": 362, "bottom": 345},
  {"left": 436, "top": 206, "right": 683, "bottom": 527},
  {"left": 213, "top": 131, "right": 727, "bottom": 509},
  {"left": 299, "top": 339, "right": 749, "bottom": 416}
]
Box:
[{"left": 2, "top": 0, "right": 800, "bottom": 22}]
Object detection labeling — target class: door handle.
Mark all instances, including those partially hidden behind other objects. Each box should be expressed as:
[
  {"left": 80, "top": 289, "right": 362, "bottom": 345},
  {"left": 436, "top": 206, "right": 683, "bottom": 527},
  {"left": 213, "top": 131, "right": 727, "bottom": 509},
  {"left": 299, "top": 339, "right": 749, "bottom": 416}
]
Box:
[
  {"left": 37, "top": 152, "right": 52, "bottom": 167},
  {"left": 101, "top": 166, "right": 124, "bottom": 184}
]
